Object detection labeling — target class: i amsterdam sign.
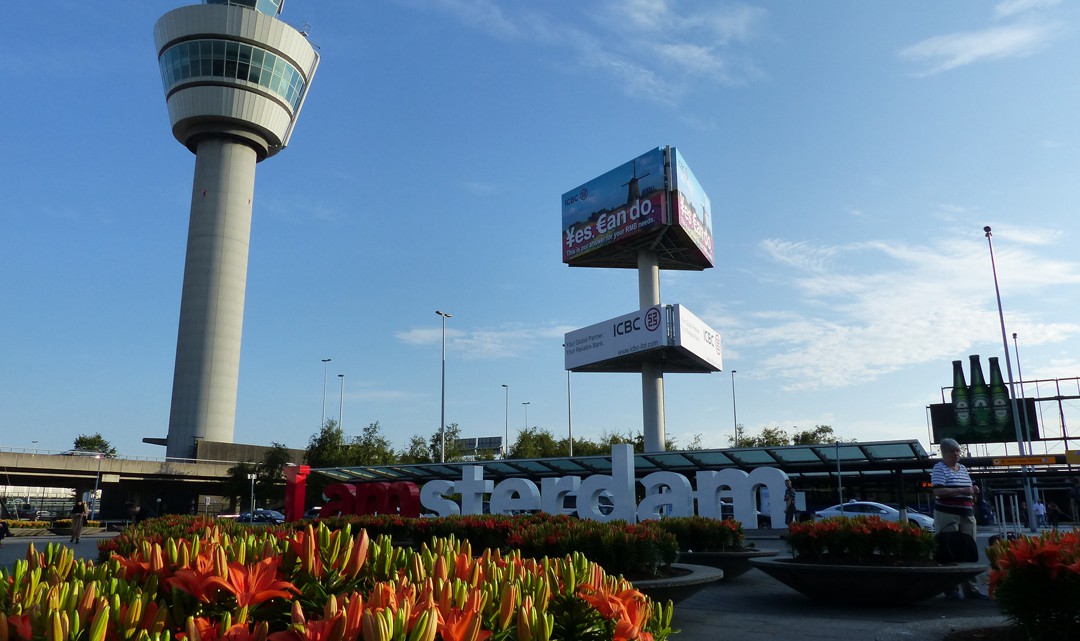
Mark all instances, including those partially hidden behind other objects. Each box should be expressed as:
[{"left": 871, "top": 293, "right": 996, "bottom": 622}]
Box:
[{"left": 311, "top": 445, "right": 789, "bottom": 527}]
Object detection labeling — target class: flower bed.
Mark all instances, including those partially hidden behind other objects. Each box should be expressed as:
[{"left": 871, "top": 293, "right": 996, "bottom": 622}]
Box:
[
  {"left": 309, "top": 514, "right": 681, "bottom": 580},
  {"left": 988, "top": 529, "right": 1080, "bottom": 640},
  {"left": 786, "top": 515, "right": 936, "bottom": 564},
  {"left": 652, "top": 516, "right": 745, "bottom": 552},
  {"left": 4, "top": 518, "right": 676, "bottom": 641}
]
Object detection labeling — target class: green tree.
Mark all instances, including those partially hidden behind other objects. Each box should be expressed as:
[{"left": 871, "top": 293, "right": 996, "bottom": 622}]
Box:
[
  {"left": 729, "top": 426, "right": 790, "bottom": 448},
  {"left": 429, "top": 423, "right": 466, "bottom": 462},
  {"left": 399, "top": 435, "right": 433, "bottom": 464},
  {"left": 508, "top": 427, "right": 563, "bottom": 459},
  {"left": 255, "top": 442, "right": 291, "bottom": 506},
  {"left": 304, "top": 419, "right": 351, "bottom": 467},
  {"left": 683, "top": 433, "right": 704, "bottom": 450},
  {"left": 791, "top": 425, "right": 838, "bottom": 445},
  {"left": 220, "top": 461, "right": 257, "bottom": 512},
  {"left": 351, "top": 421, "right": 397, "bottom": 466},
  {"left": 73, "top": 433, "right": 116, "bottom": 457}
]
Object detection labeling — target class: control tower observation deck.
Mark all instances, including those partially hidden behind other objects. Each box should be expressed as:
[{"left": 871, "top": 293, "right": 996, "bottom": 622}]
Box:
[{"left": 153, "top": 0, "right": 319, "bottom": 458}]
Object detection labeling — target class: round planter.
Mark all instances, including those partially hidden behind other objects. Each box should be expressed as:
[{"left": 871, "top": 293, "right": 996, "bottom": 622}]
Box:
[
  {"left": 49, "top": 527, "right": 105, "bottom": 537},
  {"left": 678, "top": 548, "right": 779, "bottom": 580},
  {"left": 630, "top": 563, "right": 724, "bottom": 604},
  {"left": 750, "top": 557, "right": 986, "bottom": 604}
]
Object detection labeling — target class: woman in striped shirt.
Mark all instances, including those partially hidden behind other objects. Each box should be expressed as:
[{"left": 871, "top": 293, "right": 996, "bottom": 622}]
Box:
[{"left": 932, "top": 438, "right": 987, "bottom": 599}]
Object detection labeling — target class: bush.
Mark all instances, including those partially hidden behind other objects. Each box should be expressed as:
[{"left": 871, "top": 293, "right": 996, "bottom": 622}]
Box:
[
  {"left": 52, "top": 519, "right": 102, "bottom": 528},
  {"left": 9, "top": 518, "right": 677, "bottom": 641},
  {"left": 652, "top": 516, "right": 745, "bottom": 551},
  {"left": 988, "top": 530, "right": 1080, "bottom": 640},
  {"left": 1, "top": 519, "right": 50, "bottom": 529},
  {"left": 786, "top": 516, "right": 936, "bottom": 564}
]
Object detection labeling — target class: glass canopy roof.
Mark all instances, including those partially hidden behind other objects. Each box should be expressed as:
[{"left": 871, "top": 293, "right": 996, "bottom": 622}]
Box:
[{"left": 312, "top": 440, "right": 932, "bottom": 483}]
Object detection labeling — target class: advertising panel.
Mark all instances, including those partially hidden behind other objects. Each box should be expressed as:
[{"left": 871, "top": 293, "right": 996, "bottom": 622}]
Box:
[
  {"left": 929, "top": 398, "right": 1040, "bottom": 445},
  {"left": 561, "top": 147, "right": 669, "bottom": 264},
  {"left": 671, "top": 305, "right": 722, "bottom": 371},
  {"left": 564, "top": 306, "right": 668, "bottom": 371},
  {"left": 669, "top": 148, "right": 714, "bottom": 267}
]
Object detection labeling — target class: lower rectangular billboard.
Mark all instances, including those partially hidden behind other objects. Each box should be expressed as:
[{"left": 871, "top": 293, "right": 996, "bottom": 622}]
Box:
[{"left": 930, "top": 399, "right": 1040, "bottom": 445}]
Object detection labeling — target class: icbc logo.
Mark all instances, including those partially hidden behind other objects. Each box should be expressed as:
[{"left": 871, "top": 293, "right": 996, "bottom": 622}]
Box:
[{"left": 644, "top": 307, "right": 662, "bottom": 332}]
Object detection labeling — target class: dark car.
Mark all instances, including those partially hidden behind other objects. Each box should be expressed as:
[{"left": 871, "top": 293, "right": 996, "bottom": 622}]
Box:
[{"left": 237, "top": 509, "right": 285, "bottom": 525}]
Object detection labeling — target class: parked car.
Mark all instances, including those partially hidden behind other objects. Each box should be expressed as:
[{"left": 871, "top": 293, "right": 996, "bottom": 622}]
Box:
[
  {"left": 815, "top": 501, "right": 935, "bottom": 530},
  {"left": 236, "top": 509, "right": 285, "bottom": 525},
  {"left": 304, "top": 506, "right": 322, "bottom": 519}
]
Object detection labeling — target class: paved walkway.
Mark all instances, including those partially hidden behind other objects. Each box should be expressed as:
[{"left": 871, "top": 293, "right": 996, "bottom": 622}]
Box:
[{"left": 0, "top": 533, "right": 1009, "bottom": 640}]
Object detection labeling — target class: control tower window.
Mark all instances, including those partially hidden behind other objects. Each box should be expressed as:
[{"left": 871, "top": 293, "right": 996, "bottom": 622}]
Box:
[{"left": 159, "top": 39, "right": 306, "bottom": 110}]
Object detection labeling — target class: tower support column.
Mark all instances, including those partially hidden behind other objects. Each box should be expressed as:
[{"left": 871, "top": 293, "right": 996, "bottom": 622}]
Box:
[
  {"left": 167, "top": 138, "right": 258, "bottom": 458},
  {"left": 638, "top": 249, "right": 665, "bottom": 452}
]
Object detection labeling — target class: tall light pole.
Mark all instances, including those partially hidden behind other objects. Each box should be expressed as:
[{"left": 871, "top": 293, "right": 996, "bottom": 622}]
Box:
[
  {"left": 522, "top": 402, "right": 530, "bottom": 432},
  {"left": 730, "top": 370, "right": 739, "bottom": 445},
  {"left": 337, "top": 373, "right": 345, "bottom": 430},
  {"left": 321, "top": 358, "right": 332, "bottom": 429},
  {"left": 246, "top": 472, "right": 257, "bottom": 521},
  {"left": 984, "top": 226, "right": 1038, "bottom": 532},
  {"left": 501, "top": 384, "right": 509, "bottom": 458},
  {"left": 436, "top": 310, "right": 452, "bottom": 463}
]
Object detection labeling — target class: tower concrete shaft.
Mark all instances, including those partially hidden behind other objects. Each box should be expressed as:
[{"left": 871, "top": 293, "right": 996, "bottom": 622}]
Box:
[
  {"left": 168, "top": 139, "right": 256, "bottom": 456},
  {"left": 155, "top": 1, "right": 318, "bottom": 458}
]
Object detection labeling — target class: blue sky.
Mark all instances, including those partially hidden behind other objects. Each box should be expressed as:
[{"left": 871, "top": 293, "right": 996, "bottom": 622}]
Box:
[{"left": 5, "top": 0, "right": 1080, "bottom": 460}]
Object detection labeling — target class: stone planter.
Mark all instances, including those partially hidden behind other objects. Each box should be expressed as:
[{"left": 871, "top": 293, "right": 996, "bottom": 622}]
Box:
[
  {"left": 630, "top": 563, "right": 724, "bottom": 604},
  {"left": 750, "top": 557, "right": 986, "bottom": 604},
  {"left": 49, "top": 527, "right": 105, "bottom": 537},
  {"left": 7, "top": 528, "right": 51, "bottom": 537},
  {"left": 678, "top": 548, "right": 779, "bottom": 581}
]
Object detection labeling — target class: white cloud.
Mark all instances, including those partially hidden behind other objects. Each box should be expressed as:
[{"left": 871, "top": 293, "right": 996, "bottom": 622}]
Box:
[
  {"left": 900, "top": 22, "right": 1061, "bottom": 76},
  {"left": 994, "top": 0, "right": 1061, "bottom": 19},
  {"left": 396, "top": 322, "right": 575, "bottom": 359},
  {"left": 416, "top": 0, "right": 767, "bottom": 106},
  {"left": 735, "top": 231, "right": 1080, "bottom": 392}
]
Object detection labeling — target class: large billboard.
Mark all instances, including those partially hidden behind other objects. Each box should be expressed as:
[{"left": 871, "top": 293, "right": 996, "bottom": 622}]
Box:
[
  {"left": 564, "top": 304, "right": 722, "bottom": 373},
  {"left": 561, "top": 147, "right": 714, "bottom": 270},
  {"left": 564, "top": 305, "right": 668, "bottom": 371},
  {"left": 561, "top": 147, "right": 668, "bottom": 264},
  {"left": 930, "top": 355, "right": 1040, "bottom": 444},
  {"left": 669, "top": 149, "right": 714, "bottom": 267}
]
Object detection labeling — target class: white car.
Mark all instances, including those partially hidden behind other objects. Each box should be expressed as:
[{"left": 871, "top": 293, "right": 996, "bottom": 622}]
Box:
[{"left": 815, "top": 501, "right": 935, "bottom": 530}]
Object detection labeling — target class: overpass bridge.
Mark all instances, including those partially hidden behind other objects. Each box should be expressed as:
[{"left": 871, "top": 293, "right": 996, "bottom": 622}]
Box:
[{"left": 0, "top": 451, "right": 238, "bottom": 519}]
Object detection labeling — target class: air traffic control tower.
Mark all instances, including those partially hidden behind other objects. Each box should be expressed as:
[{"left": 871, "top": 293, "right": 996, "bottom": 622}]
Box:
[{"left": 153, "top": 0, "right": 319, "bottom": 458}]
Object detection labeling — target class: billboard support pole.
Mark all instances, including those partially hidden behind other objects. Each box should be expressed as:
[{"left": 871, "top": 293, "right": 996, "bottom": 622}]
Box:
[{"left": 638, "top": 249, "right": 665, "bottom": 452}]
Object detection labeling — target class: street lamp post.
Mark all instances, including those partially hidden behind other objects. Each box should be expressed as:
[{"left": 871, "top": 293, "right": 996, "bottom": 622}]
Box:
[
  {"left": 984, "top": 226, "right": 1038, "bottom": 532},
  {"left": 730, "top": 370, "right": 739, "bottom": 445},
  {"left": 247, "top": 472, "right": 257, "bottom": 522},
  {"left": 522, "top": 402, "right": 530, "bottom": 431},
  {"left": 337, "top": 373, "right": 345, "bottom": 430},
  {"left": 436, "top": 310, "right": 452, "bottom": 463},
  {"left": 567, "top": 369, "right": 573, "bottom": 457},
  {"left": 321, "top": 358, "right": 332, "bottom": 428},
  {"left": 90, "top": 454, "right": 103, "bottom": 521},
  {"left": 501, "top": 384, "right": 509, "bottom": 458}
]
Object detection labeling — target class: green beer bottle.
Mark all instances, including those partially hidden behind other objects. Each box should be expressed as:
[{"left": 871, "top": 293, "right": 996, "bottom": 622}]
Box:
[
  {"left": 951, "top": 360, "right": 971, "bottom": 430},
  {"left": 969, "top": 355, "right": 992, "bottom": 432},
  {"left": 989, "top": 356, "right": 1011, "bottom": 428}
]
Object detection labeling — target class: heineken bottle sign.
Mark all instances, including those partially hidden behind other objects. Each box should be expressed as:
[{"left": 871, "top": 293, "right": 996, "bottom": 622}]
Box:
[{"left": 930, "top": 355, "right": 1041, "bottom": 444}]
